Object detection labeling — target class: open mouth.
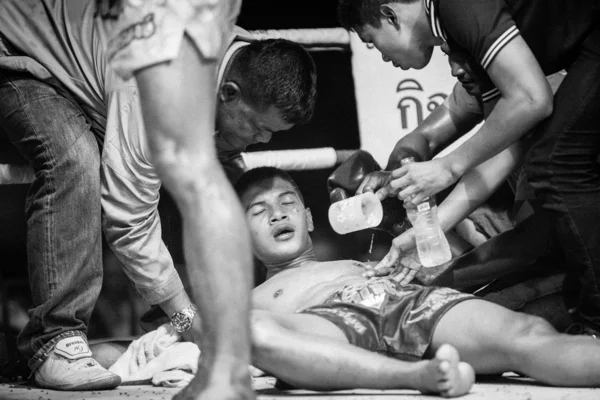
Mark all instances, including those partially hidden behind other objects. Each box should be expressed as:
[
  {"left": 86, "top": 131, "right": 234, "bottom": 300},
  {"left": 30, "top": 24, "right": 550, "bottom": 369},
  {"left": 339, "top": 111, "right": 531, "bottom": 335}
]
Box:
[{"left": 272, "top": 224, "right": 295, "bottom": 241}]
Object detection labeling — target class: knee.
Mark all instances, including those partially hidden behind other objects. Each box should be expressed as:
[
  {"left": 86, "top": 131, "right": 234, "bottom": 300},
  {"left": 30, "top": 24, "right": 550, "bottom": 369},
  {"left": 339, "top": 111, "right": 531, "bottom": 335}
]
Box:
[{"left": 509, "top": 313, "right": 556, "bottom": 340}]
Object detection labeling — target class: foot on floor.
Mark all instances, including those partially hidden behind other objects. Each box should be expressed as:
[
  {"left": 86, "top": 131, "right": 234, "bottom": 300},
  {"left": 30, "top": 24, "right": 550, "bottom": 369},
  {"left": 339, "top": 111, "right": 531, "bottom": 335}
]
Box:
[
  {"left": 420, "top": 344, "right": 475, "bottom": 398},
  {"left": 34, "top": 335, "right": 121, "bottom": 391}
]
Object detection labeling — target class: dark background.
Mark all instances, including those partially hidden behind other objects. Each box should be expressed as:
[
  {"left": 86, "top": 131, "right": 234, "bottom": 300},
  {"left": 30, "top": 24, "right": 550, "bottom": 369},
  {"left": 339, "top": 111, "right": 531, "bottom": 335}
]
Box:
[{"left": 237, "top": 0, "right": 341, "bottom": 29}]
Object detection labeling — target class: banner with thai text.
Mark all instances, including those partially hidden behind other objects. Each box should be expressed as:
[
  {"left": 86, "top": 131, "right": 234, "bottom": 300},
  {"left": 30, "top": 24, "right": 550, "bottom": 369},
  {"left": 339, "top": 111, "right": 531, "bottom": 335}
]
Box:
[{"left": 349, "top": 32, "right": 476, "bottom": 167}]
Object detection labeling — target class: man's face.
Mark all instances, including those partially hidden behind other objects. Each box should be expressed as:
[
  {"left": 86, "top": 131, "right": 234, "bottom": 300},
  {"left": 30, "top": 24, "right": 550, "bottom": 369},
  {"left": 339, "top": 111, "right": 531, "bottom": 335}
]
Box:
[
  {"left": 356, "top": 3, "right": 436, "bottom": 70},
  {"left": 442, "top": 44, "right": 483, "bottom": 97},
  {"left": 241, "top": 177, "right": 313, "bottom": 264},
  {"left": 215, "top": 99, "right": 294, "bottom": 152}
]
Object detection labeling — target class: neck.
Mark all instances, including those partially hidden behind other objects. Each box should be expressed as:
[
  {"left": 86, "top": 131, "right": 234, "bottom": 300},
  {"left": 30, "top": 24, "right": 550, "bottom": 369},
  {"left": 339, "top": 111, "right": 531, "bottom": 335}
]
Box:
[{"left": 264, "top": 247, "right": 317, "bottom": 279}]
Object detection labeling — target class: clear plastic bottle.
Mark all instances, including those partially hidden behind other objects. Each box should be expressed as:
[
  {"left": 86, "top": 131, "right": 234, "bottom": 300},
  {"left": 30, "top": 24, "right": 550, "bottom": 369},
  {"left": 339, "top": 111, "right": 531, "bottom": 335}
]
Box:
[{"left": 401, "top": 157, "right": 452, "bottom": 267}]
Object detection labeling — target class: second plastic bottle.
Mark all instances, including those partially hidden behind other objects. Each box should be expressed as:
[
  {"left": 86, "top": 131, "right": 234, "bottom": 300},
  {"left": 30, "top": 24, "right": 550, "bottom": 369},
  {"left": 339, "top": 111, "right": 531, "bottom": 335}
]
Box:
[{"left": 401, "top": 157, "right": 452, "bottom": 267}]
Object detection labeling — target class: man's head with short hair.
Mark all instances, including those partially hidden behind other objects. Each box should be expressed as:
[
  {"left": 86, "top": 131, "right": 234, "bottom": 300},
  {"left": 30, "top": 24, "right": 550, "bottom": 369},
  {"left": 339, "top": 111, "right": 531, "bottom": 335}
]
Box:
[
  {"left": 337, "top": 0, "right": 439, "bottom": 70},
  {"left": 215, "top": 39, "right": 318, "bottom": 152},
  {"left": 235, "top": 167, "right": 304, "bottom": 205},
  {"left": 235, "top": 167, "right": 313, "bottom": 264}
]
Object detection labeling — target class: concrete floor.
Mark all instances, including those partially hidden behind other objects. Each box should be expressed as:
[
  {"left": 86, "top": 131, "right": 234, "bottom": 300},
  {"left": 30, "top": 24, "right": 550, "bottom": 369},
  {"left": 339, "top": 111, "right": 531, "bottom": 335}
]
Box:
[{"left": 1, "top": 374, "right": 598, "bottom": 400}]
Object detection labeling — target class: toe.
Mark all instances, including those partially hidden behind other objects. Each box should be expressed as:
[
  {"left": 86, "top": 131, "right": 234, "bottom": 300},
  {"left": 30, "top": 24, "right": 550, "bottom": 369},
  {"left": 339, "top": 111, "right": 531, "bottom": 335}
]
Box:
[{"left": 435, "top": 344, "right": 460, "bottom": 366}]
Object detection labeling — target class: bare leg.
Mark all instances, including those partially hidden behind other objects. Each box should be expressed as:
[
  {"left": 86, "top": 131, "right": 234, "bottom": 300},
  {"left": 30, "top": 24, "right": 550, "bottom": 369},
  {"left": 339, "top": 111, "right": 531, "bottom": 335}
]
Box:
[
  {"left": 431, "top": 299, "right": 600, "bottom": 386},
  {"left": 251, "top": 311, "right": 474, "bottom": 397},
  {"left": 134, "top": 36, "right": 253, "bottom": 400}
]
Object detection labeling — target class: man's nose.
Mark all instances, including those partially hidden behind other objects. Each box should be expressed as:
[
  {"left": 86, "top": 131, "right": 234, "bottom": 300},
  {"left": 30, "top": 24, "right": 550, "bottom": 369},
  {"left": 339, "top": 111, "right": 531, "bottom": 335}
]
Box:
[
  {"left": 449, "top": 60, "right": 465, "bottom": 78},
  {"left": 269, "top": 207, "right": 288, "bottom": 223},
  {"left": 382, "top": 54, "right": 391, "bottom": 63}
]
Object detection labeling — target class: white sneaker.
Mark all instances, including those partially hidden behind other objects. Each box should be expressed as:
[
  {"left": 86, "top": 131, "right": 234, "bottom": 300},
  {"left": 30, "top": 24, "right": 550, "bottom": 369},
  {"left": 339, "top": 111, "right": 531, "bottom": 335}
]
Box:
[{"left": 34, "top": 335, "right": 121, "bottom": 391}]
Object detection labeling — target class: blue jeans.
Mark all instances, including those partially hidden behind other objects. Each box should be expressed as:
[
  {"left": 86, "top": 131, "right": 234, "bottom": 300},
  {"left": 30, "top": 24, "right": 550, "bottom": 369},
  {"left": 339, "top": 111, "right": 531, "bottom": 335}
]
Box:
[
  {"left": 0, "top": 69, "right": 103, "bottom": 373},
  {"left": 523, "top": 23, "right": 600, "bottom": 328}
]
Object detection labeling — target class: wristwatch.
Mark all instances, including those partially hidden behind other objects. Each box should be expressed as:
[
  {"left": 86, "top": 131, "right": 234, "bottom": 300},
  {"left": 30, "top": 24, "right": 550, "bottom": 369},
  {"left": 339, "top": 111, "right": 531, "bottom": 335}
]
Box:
[{"left": 170, "top": 304, "right": 198, "bottom": 333}]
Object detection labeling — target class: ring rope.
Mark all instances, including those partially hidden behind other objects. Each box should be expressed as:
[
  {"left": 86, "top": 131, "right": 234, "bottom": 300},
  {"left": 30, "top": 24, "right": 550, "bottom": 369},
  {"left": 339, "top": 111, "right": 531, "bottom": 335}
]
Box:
[
  {"left": 0, "top": 148, "right": 358, "bottom": 185},
  {"left": 248, "top": 28, "right": 350, "bottom": 50}
]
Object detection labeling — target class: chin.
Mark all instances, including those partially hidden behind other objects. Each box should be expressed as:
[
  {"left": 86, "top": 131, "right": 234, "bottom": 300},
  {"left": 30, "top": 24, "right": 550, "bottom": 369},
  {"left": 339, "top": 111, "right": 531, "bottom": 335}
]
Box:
[
  {"left": 280, "top": 242, "right": 310, "bottom": 260},
  {"left": 413, "top": 48, "right": 434, "bottom": 70}
]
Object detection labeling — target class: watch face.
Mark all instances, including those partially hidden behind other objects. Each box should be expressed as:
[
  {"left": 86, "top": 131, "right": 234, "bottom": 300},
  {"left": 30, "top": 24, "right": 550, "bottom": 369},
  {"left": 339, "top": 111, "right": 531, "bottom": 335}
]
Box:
[
  {"left": 171, "top": 313, "right": 192, "bottom": 332},
  {"left": 171, "top": 305, "right": 197, "bottom": 332}
]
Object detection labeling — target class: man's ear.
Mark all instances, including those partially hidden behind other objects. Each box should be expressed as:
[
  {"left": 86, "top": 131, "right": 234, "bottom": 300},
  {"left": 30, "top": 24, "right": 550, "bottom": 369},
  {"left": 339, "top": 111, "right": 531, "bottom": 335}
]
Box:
[
  {"left": 380, "top": 4, "right": 399, "bottom": 29},
  {"left": 219, "top": 81, "right": 241, "bottom": 103},
  {"left": 305, "top": 207, "right": 314, "bottom": 233}
]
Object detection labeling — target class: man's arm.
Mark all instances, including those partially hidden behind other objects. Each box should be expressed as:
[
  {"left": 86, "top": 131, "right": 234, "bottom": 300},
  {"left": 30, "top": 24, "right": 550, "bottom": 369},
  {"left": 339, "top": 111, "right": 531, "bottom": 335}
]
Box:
[
  {"left": 442, "top": 36, "right": 552, "bottom": 180},
  {"left": 359, "top": 83, "right": 483, "bottom": 197},
  {"left": 385, "top": 83, "right": 483, "bottom": 170},
  {"left": 392, "top": 37, "right": 552, "bottom": 205},
  {"left": 101, "top": 90, "right": 194, "bottom": 320},
  {"left": 370, "top": 140, "right": 523, "bottom": 282}
]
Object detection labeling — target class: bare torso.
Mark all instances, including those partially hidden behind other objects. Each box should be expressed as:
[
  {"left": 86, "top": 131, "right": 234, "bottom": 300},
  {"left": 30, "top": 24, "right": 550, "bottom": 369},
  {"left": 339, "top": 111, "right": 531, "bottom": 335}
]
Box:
[{"left": 252, "top": 260, "right": 372, "bottom": 313}]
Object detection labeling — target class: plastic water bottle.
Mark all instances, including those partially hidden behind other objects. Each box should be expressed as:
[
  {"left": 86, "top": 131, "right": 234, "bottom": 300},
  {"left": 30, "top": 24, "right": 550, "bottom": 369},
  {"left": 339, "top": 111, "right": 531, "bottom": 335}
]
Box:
[{"left": 401, "top": 157, "right": 452, "bottom": 267}]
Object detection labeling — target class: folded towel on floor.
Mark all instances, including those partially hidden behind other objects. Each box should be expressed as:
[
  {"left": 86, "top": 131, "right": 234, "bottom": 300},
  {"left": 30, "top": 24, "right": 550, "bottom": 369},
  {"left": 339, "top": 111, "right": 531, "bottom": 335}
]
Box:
[{"left": 109, "top": 323, "right": 200, "bottom": 387}]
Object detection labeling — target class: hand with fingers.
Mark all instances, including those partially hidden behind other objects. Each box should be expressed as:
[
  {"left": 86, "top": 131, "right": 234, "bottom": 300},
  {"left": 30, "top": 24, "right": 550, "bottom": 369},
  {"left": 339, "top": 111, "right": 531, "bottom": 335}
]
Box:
[
  {"left": 327, "top": 151, "right": 409, "bottom": 237},
  {"left": 386, "top": 158, "right": 458, "bottom": 205},
  {"left": 356, "top": 170, "right": 392, "bottom": 200},
  {"left": 362, "top": 230, "right": 423, "bottom": 285}
]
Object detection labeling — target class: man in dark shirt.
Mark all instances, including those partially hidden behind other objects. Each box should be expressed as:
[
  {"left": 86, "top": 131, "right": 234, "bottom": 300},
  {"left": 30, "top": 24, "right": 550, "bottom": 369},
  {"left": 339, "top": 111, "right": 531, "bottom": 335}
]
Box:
[{"left": 338, "top": 0, "right": 600, "bottom": 334}]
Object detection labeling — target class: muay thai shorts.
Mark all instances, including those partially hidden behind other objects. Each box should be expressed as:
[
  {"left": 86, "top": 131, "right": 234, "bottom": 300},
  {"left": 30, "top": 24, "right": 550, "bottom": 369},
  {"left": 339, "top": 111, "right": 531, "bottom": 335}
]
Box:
[{"left": 301, "top": 279, "right": 474, "bottom": 360}]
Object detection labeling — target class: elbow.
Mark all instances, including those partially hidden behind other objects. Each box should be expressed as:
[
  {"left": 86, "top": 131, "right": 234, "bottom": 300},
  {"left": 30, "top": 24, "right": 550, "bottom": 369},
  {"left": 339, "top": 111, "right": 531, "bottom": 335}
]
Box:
[
  {"left": 524, "top": 86, "right": 553, "bottom": 123},
  {"left": 535, "top": 93, "right": 553, "bottom": 120}
]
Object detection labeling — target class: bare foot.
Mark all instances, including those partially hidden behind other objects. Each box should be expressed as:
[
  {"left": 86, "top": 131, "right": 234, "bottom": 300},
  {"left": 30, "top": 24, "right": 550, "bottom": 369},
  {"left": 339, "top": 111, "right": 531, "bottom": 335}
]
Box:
[{"left": 418, "top": 344, "right": 475, "bottom": 397}]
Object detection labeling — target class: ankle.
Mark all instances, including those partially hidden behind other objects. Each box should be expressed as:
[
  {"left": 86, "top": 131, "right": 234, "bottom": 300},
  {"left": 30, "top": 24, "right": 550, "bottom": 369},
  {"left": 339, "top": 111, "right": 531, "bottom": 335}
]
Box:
[{"left": 412, "top": 360, "right": 433, "bottom": 392}]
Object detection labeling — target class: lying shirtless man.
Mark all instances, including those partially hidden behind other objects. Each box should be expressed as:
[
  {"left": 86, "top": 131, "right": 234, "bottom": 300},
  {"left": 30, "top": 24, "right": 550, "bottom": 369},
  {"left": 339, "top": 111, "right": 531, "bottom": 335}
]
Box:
[
  {"left": 94, "top": 166, "right": 600, "bottom": 397},
  {"left": 237, "top": 167, "right": 600, "bottom": 395}
]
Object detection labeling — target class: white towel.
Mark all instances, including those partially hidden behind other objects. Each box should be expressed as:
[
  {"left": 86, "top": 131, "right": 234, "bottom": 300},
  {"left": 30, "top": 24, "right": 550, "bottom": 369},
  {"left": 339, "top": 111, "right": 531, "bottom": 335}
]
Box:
[{"left": 109, "top": 323, "right": 200, "bottom": 387}]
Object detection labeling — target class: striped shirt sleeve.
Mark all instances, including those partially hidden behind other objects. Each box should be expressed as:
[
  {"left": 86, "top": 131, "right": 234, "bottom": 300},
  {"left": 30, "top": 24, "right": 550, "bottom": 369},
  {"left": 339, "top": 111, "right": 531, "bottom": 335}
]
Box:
[{"left": 438, "top": 0, "right": 520, "bottom": 102}]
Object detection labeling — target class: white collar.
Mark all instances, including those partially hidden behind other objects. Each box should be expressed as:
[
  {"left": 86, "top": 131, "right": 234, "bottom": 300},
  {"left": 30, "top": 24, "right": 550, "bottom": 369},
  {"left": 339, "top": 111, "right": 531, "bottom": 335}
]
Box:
[{"left": 423, "top": 0, "right": 448, "bottom": 42}]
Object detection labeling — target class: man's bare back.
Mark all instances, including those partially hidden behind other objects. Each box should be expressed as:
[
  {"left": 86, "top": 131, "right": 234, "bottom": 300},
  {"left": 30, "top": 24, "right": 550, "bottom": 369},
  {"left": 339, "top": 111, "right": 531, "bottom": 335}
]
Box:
[{"left": 252, "top": 260, "right": 376, "bottom": 313}]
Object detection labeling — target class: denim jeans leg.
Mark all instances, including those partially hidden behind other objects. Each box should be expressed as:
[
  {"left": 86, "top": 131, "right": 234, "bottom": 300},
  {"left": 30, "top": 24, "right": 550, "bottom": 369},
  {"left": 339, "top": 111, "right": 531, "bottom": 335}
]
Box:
[
  {"left": 0, "top": 70, "right": 103, "bottom": 372},
  {"left": 523, "top": 26, "right": 600, "bottom": 328}
]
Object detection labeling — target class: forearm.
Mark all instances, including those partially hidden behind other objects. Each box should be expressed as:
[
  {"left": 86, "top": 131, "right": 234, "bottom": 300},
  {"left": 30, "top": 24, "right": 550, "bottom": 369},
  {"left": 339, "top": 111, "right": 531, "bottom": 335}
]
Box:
[
  {"left": 158, "top": 290, "right": 194, "bottom": 318},
  {"left": 438, "top": 142, "right": 522, "bottom": 232},
  {"left": 386, "top": 96, "right": 483, "bottom": 170},
  {"left": 444, "top": 91, "right": 551, "bottom": 179},
  {"left": 391, "top": 143, "right": 521, "bottom": 255},
  {"left": 102, "top": 169, "right": 185, "bottom": 305},
  {"left": 106, "top": 235, "right": 186, "bottom": 305},
  {"left": 386, "top": 132, "right": 432, "bottom": 170}
]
